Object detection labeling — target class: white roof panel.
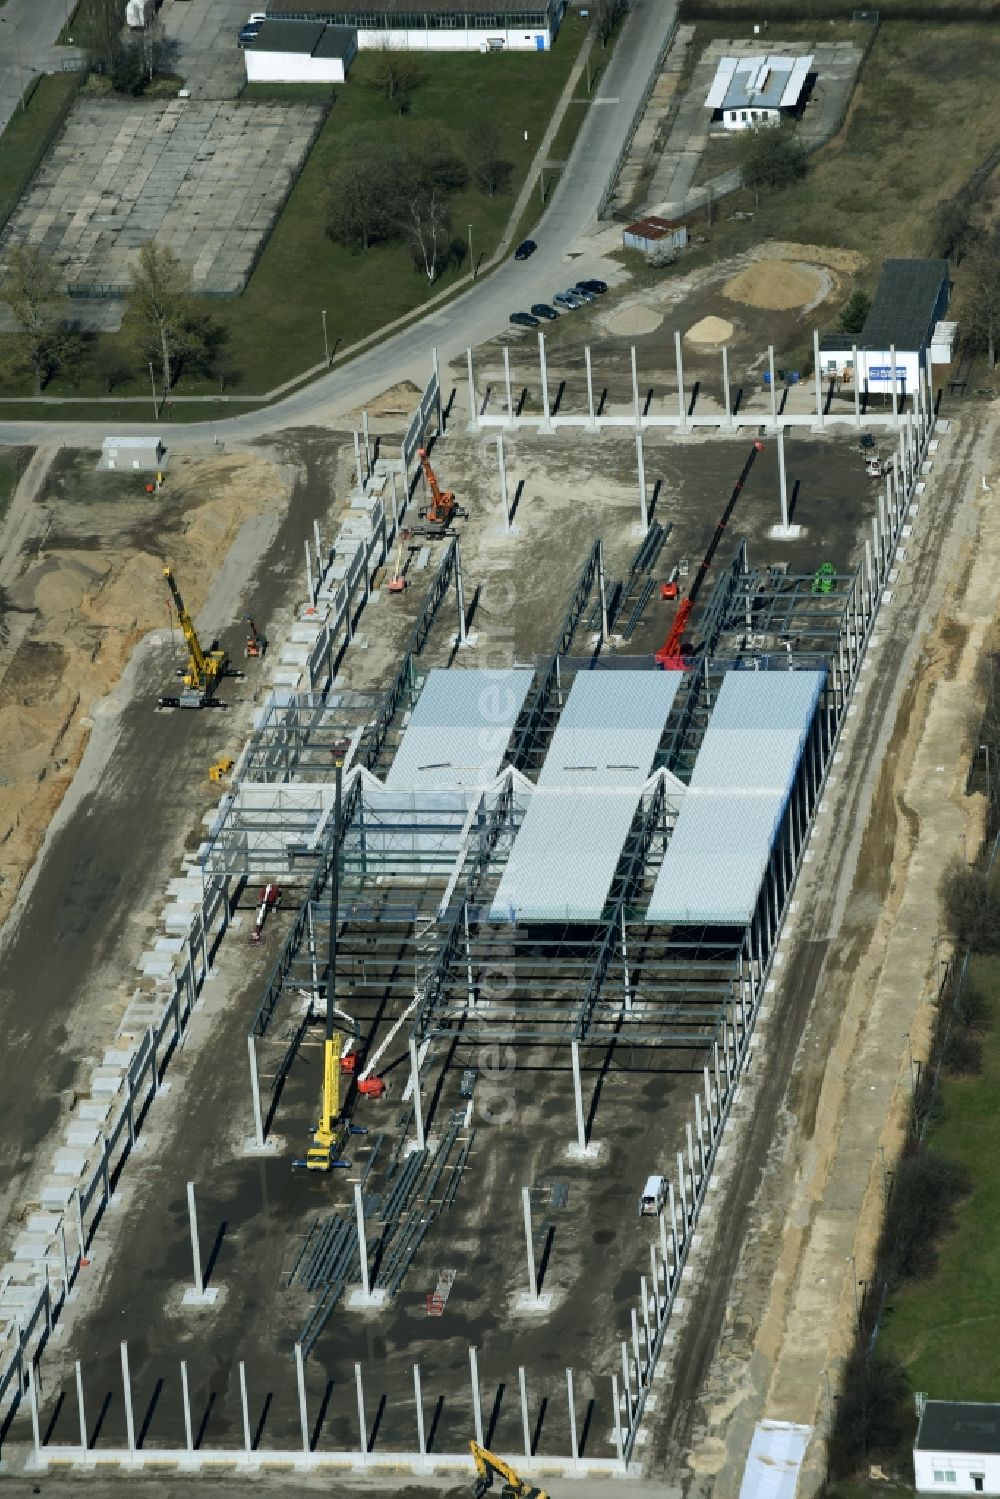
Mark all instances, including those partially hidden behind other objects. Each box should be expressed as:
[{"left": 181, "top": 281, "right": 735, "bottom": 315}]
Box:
[
  {"left": 739, "top": 1422, "right": 813, "bottom": 1499},
  {"left": 489, "top": 789, "right": 642, "bottom": 923},
  {"left": 538, "top": 671, "right": 682, "bottom": 788},
  {"left": 385, "top": 668, "right": 533, "bottom": 790},
  {"left": 779, "top": 54, "right": 814, "bottom": 107},
  {"left": 705, "top": 56, "right": 738, "bottom": 109},
  {"left": 646, "top": 670, "right": 825, "bottom": 925}
]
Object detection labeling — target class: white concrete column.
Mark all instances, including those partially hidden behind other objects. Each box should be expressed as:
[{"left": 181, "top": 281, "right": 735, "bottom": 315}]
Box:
[
  {"left": 248, "top": 1033, "right": 265, "bottom": 1150},
  {"left": 467, "top": 347, "right": 479, "bottom": 431},
  {"left": 722, "top": 345, "right": 733, "bottom": 429},
  {"left": 187, "top": 1182, "right": 204, "bottom": 1297},
  {"left": 470, "top": 1347, "right": 484, "bottom": 1446},
  {"left": 777, "top": 427, "right": 789, "bottom": 529},
  {"left": 636, "top": 433, "right": 648, "bottom": 531},
  {"left": 769, "top": 344, "right": 778, "bottom": 427},
  {"left": 414, "top": 1364, "right": 426, "bottom": 1456},
  {"left": 504, "top": 346, "right": 514, "bottom": 429},
  {"left": 355, "top": 1363, "right": 368, "bottom": 1463},
  {"left": 677, "top": 1151, "right": 689, "bottom": 1228},
  {"left": 362, "top": 410, "right": 372, "bottom": 475},
  {"left": 27, "top": 1360, "right": 41, "bottom": 1458},
  {"left": 75, "top": 1360, "right": 87, "bottom": 1451},
  {"left": 432, "top": 345, "right": 444, "bottom": 435},
  {"left": 620, "top": 1340, "right": 632, "bottom": 1424},
  {"left": 240, "top": 1361, "right": 251, "bottom": 1456},
  {"left": 571, "top": 1040, "right": 587, "bottom": 1151},
  {"left": 355, "top": 1183, "right": 371, "bottom": 1299},
  {"left": 181, "top": 1360, "right": 193, "bottom": 1453},
  {"left": 631, "top": 1306, "right": 643, "bottom": 1385},
  {"left": 852, "top": 344, "right": 861, "bottom": 428},
  {"left": 566, "top": 1368, "right": 579, "bottom": 1466},
  {"left": 890, "top": 344, "right": 899, "bottom": 428},
  {"left": 631, "top": 345, "right": 641, "bottom": 429},
  {"left": 597, "top": 540, "right": 609, "bottom": 643},
  {"left": 538, "top": 331, "right": 552, "bottom": 432},
  {"left": 295, "top": 1342, "right": 310, "bottom": 1453},
  {"left": 389, "top": 468, "right": 399, "bottom": 537},
  {"left": 497, "top": 436, "right": 510, "bottom": 533},
  {"left": 353, "top": 430, "right": 364, "bottom": 490},
  {"left": 611, "top": 1374, "right": 625, "bottom": 1464},
  {"left": 454, "top": 535, "right": 468, "bottom": 646},
  {"left": 585, "top": 345, "right": 596, "bottom": 431},
  {"left": 674, "top": 330, "right": 686, "bottom": 431},
  {"left": 640, "top": 1274, "right": 652, "bottom": 1358},
  {"left": 813, "top": 329, "right": 824, "bottom": 429},
  {"left": 121, "top": 1342, "right": 136, "bottom": 1454},
  {"left": 409, "top": 1037, "right": 425, "bottom": 1150},
  {"left": 519, "top": 1366, "right": 531, "bottom": 1459},
  {"left": 522, "top": 1185, "right": 538, "bottom": 1299},
  {"left": 304, "top": 539, "right": 315, "bottom": 602}
]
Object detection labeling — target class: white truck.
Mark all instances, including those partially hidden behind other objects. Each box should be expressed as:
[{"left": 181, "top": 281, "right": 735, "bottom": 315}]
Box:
[{"left": 639, "top": 1174, "right": 667, "bottom": 1216}]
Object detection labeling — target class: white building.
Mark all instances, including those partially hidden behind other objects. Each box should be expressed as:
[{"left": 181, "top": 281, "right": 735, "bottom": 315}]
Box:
[
  {"left": 915, "top": 1399, "right": 1000, "bottom": 1494},
  {"left": 263, "top": 0, "right": 566, "bottom": 51},
  {"left": 245, "top": 20, "right": 358, "bottom": 82},
  {"left": 819, "top": 258, "right": 951, "bottom": 402},
  {"left": 705, "top": 53, "right": 813, "bottom": 130}
]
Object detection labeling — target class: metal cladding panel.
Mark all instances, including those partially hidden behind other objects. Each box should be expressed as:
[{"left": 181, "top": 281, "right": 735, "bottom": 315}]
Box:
[
  {"left": 703, "top": 670, "right": 825, "bottom": 735},
  {"left": 705, "top": 56, "right": 738, "bottom": 108},
  {"left": 779, "top": 54, "right": 813, "bottom": 106},
  {"left": 538, "top": 671, "right": 681, "bottom": 788},
  {"left": 646, "top": 791, "right": 785, "bottom": 925},
  {"left": 739, "top": 1421, "right": 813, "bottom": 1499},
  {"left": 489, "top": 789, "right": 642, "bottom": 923},
  {"left": 385, "top": 668, "right": 533, "bottom": 790}
]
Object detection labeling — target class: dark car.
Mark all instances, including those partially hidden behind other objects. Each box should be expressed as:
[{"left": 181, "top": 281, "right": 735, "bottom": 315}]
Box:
[
  {"left": 514, "top": 240, "right": 537, "bottom": 262},
  {"left": 237, "top": 21, "right": 262, "bottom": 45},
  {"left": 510, "top": 311, "right": 540, "bottom": 329},
  {"left": 576, "top": 278, "right": 608, "bottom": 295},
  {"left": 530, "top": 302, "right": 559, "bottom": 321}
]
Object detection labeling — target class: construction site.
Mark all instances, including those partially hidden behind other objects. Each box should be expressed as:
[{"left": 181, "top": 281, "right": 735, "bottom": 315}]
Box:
[{"left": 0, "top": 277, "right": 957, "bottom": 1492}]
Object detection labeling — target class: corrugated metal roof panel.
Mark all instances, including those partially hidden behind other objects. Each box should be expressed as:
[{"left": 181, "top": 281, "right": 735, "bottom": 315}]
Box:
[
  {"left": 385, "top": 668, "right": 533, "bottom": 790},
  {"left": 538, "top": 670, "right": 681, "bottom": 788},
  {"left": 489, "top": 789, "right": 643, "bottom": 923},
  {"left": 705, "top": 56, "right": 738, "bottom": 108},
  {"left": 703, "top": 669, "right": 824, "bottom": 733},
  {"left": 779, "top": 54, "right": 813, "bottom": 106},
  {"left": 646, "top": 791, "right": 784, "bottom": 924},
  {"left": 739, "top": 1422, "right": 813, "bottom": 1499}
]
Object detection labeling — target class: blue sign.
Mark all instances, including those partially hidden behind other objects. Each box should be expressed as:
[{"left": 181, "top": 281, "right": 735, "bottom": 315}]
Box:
[{"left": 868, "top": 366, "right": 908, "bottom": 382}]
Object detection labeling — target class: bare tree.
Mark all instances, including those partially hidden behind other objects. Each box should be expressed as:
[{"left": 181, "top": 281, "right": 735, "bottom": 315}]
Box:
[
  {"left": 595, "top": 0, "right": 629, "bottom": 47},
  {"left": 735, "top": 118, "right": 808, "bottom": 210},
  {"left": 466, "top": 121, "right": 513, "bottom": 198},
  {"left": 80, "top": 0, "right": 127, "bottom": 73},
  {"left": 127, "top": 240, "right": 211, "bottom": 394},
  {"left": 326, "top": 135, "right": 400, "bottom": 251},
  {"left": 0, "top": 246, "right": 73, "bottom": 395},
  {"left": 367, "top": 38, "right": 423, "bottom": 114},
  {"left": 399, "top": 188, "right": 452, "bottom": 283}
]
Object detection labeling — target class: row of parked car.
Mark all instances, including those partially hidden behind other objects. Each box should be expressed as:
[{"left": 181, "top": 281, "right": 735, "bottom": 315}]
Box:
[
  {"left": 510, "top": 278, "right": 608, "bottom": 330},
  {"left": 238, "top": 11, "right": 266, "bottom": 46}
]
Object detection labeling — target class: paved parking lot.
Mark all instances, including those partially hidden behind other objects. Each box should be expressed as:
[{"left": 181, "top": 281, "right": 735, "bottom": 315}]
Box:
[
  {"left": 161, "top": 0, "right": 257, "bottom": 100},
  {"left": 0, "top": 97, "right": 324, "bottom": 295}
]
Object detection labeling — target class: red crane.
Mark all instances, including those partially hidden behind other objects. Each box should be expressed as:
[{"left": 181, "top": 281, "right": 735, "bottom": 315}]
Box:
[{"left": 655, "top": 440, "right": 764, "bottom": 670}]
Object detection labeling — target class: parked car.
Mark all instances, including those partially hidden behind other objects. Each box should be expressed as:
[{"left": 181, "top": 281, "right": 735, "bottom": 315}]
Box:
[
  {"left": 553, "top": 293, "right": 579, "bottom": 311},
  {"left": 510, "top": 311, "right": 540, "bottom": 329},
  {"left": 514, "top": 240, "right": 537, "bottom": 262},
  {"left": 571, "top": 285, "right": 596, "bottom": 303},
  {"left": 237, "top": 20, "right": 262, "bottom": 45},
  {"left": 576, "top": 278, "right": 608, "bottom": 295},
  {"left": 530, "top": 303, "right": 558, "bottom": 321}
]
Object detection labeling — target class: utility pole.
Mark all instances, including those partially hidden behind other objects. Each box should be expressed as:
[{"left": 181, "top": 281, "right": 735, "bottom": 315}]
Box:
[
  {"left": 468, "top": 224, "right": 475, "bottom": 278},
  {"left": 148, "top": 360, "right": 158, "bottom": 421},
  {"left": 321, "top": 308, "right": 330, "bottom": 367}
]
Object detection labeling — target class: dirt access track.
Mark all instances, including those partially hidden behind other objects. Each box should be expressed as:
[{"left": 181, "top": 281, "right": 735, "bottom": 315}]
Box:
[{"left": 651, "top": 403, "right": 1000, "bottom": 1496}]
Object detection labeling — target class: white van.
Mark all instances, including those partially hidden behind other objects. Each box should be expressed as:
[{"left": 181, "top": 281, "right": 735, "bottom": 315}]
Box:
[{"left": 640, "top": 1174, "right": 667, "bottom": 1216}]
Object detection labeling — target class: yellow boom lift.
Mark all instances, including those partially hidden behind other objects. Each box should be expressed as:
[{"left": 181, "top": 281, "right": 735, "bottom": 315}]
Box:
[
  {"left": 305, "top": 741, "right": 354, "bottom": 1171},
  {"left": 470, "top": 1442, "right": 549, "bottom": 1499},
  {"left": 158, "top": 567, "right": 235, "bottom": 709}
]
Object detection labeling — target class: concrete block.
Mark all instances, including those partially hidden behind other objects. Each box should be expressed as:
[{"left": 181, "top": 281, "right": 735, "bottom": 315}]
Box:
[
  {"left": 140, "top": 954, "right": 175, "bottom": 980},
  {"left": 39, "top": 1180, "right": 76, "bottom": 1208},
  {"left": 52, "top": 1149, "right": 89, "bottom": 1176},
  {"left": 26, "top": 1213, "right": 63, "bottom": 1236},
  {"left": 90, "top": 1068, "right": 124, "bottom": 1095},
  {"left": 77, "top": 1101, "right": 111, "bottom": 1124},
  {"left": 154, "top": 936, "right": 187, "bottom": 955},
  {"left": 13, "top": 1234, "right": 54, "bottom": 1262},
  {"left": 65, "top": 1121, "right": 100, "bottom": 1149}
]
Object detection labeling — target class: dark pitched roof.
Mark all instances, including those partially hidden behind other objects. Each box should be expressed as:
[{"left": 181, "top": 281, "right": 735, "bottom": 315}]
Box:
[
  {"left": 247, "top": 18, "right": 325, "bottom": 50},
  {"left": 315, "top": 23, "right": 357, "bottom": 55},
  {"left": 917, "top": 1402, "right": 1000, "bottom": 1456},
  {"left": 859, "top": 258, "right": 949, "bottom": 352}
]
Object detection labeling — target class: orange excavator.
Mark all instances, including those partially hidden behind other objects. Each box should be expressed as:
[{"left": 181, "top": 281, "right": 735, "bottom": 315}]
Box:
[{"left": 418, "top": 447, "right": 468, "bottom": 529}]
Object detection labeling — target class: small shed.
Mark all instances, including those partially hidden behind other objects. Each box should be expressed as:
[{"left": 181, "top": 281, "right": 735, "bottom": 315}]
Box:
[
  {"left": 245, "top": 19, "right": 358, "bottom": 83},
  {"left": 99, "top": 435, "right": 166, "bottom": 473},
  {"left": 914, "top": 1398, "right": 1000, "bottom": 1494},
  {"left": 623, "top": 216, "right": 689, "bottom": 256}
]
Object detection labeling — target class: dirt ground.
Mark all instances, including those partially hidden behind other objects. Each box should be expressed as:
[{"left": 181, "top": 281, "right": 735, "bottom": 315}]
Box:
[{"left": 0, "top": 447, "right": 288, "bottom": 936}]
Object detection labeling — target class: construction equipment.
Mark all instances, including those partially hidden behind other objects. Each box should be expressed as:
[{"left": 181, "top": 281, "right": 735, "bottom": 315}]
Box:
[
  {"left": 244, "top": 617, "right": 267, "bottom": 659},
  {"left": 159, "top": 567, "right": 234, "bottom": 709},
  {"left": 418, "top": 447, "right": 468, "bottom": 528},
  {"left": 655, "top": 440, "right": 763, "bottom": 670},
  {"left": 811, "top": 562, "right": 837, "bottom": 596},
  {"left": 470, "top": 1441, "right": 549, "bottom": 1499},
  {"left": 250, "top": 882, "right": 281, "bottom": 944},
  {"left": 209, "top": 756, "right": 235, "bottom": 782},
  {"left": 306, "top": 741, "right": 351, "bottom": 1172},
  {"left": 660, "top": 566, "right": 680, "bottom": 600}
]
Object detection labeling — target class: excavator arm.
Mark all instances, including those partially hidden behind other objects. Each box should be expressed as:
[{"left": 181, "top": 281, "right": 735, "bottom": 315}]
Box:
[{"left": 470, "top": 1441, "right": 548, "bottom": 1499}]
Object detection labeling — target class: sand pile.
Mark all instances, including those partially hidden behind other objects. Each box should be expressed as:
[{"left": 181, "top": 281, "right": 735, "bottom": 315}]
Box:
[
  {"left": 686, "top": 316, "right": 734, "bottom": 347},
  {"left": 606, "top": 303, "right": 663, "bottom": 337},
  {"left": 723, "top": 260, "right": 824, "bottom": 311}
]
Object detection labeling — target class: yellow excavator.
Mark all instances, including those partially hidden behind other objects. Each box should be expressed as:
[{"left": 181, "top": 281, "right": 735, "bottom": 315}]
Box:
[
  {"left": 470, "top": 1442, "right": 549, "bottom": 1499},
  {"left": 158, "top": 567, "right": 233, "bottom": 709}
]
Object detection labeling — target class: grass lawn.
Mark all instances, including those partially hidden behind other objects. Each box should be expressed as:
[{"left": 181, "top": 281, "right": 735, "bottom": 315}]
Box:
[
  {"left": 880, "top": 956, "right": 1000, "bottom": 1400},
  {"left": 0, "top": 73, "right": 82, "bottom": 233},
  {"left": 0, "top": 17, "right": 589, "bottom": 405},
  {"left": 666, "top": 21, "right": 1000, "bottom": 289},
  {"left": 0, "top": 446, "right": 32, "bottom": 524}
]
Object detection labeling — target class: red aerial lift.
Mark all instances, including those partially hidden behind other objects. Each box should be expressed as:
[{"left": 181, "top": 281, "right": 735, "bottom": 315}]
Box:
[
  {"left": 654, "top": 440, "right": 764, "bottom": 670},
  {"left": 418, "top": 447, "right": 468, "bottom": 528}
]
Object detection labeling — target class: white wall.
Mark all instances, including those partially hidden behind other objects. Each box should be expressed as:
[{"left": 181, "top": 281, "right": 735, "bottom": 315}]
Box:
[
  {"left": 356, "top": 25, "right": 552, "bottom": 50},
  {"left": 721, "top": 106, "right": 779, "bottom": 130},
  {"left": 246, "top": 49, "right": 348, "bottom": 82},
  {"left": 819, "top": 347, "right": 923, "bottom": 401},
  {"left": 915, "top": 1448, "right": 1000, "bottom": 1494}
]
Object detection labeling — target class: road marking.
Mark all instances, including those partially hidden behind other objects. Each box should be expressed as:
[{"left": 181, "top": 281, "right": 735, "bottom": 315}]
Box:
[{"left": 592, "top": 97, "right": 621, "bottom": 104}]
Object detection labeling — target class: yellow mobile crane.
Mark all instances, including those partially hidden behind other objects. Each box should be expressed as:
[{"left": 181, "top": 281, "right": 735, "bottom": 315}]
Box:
[
  {"left": 159, "top": 567, "right": 232, "bottom": 709},
  {"left": 470, "top": 1442, "right": 549, "bottom": 1499}
]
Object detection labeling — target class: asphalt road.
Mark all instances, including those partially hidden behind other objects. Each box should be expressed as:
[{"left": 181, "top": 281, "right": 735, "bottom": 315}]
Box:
[
  {"left": 0, "top": 0, "right": 78, "bottom": 136},
  {"left": 0, "top": 0, "right": 677, "bottom": 447}
]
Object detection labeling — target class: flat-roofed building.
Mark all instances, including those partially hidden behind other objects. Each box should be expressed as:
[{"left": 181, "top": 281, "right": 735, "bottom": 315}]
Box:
[
  {"left": 705, "top": 53, "right": 813, "bottom": 130},
  {"left": 245, "top": 20, "right": 358, "bottom": 81}
]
